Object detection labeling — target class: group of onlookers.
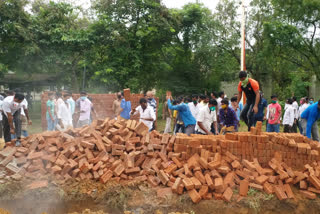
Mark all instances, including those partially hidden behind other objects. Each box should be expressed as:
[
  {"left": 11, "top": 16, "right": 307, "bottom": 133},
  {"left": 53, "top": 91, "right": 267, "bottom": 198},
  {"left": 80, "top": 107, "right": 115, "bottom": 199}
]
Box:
[
  {"left": 46, "top": 91, "right": 97, "bottom": 131},
  {"left": 160, "top": 71, "right": 320, "bottom": 142}
]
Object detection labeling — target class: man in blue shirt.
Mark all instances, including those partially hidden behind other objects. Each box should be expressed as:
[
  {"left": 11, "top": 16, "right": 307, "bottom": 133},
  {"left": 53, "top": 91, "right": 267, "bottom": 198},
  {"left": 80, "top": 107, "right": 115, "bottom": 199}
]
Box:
[
  {"left": 301, "top": 101, "right": 320, "bottom": 141},
  {"left": 120, "top": 92, "right": 131, "bottom": 120},
  {"left": 167, "top": 96, "right": 196, "bottom": 136}
]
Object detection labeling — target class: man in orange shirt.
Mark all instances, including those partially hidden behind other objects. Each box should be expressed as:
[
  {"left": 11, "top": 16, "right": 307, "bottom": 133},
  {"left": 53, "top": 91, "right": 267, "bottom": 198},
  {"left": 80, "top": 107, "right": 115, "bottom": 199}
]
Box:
[{"left": 236, "top": 71, "right": 260, "bottom": 131}]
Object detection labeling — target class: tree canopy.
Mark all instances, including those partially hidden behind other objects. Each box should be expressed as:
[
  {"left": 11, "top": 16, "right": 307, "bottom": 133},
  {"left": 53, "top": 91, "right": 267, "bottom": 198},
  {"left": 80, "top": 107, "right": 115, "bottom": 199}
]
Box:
[{"left": 0, "top": 0, "right": 319, "bottom": 99}]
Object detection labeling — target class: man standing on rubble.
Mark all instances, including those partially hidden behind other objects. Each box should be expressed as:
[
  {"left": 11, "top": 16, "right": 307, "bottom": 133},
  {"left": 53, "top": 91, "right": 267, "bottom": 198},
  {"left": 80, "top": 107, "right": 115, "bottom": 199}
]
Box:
[
  {"left": 237, "top": 71, "right": 260, "bottom": 131},
  {"left": 301, "top": 100, "right": 320, "bottom": 141},
  {"left": 2, "top": 93, "right": 31, "bottom": 145}
]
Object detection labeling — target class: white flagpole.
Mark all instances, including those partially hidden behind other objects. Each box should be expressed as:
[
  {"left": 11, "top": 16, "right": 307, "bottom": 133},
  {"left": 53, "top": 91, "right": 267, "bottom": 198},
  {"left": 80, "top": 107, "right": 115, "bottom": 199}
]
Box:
[{"left": 241, "top": 0, "right": 246, "bottom": 71}]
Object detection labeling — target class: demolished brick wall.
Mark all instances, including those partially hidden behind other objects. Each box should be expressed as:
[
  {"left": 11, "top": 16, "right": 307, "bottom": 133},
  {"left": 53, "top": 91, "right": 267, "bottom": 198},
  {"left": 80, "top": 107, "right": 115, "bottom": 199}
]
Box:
[{"left": 2, "top": 120, "right": 320, "bottom": 203}]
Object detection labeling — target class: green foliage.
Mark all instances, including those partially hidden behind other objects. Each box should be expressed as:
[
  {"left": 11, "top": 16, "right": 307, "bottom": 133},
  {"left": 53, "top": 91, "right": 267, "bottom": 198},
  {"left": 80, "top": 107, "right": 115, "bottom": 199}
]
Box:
[{"left": 0, "top": 0, "right": 318, "bottom": 97}]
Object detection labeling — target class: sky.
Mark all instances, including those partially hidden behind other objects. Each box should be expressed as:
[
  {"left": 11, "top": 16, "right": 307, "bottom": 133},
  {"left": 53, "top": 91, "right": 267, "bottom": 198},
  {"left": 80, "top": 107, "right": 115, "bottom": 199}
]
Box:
[
  {"left": 162, "top": 0, "right": 219, "bottom": 12},
  {"left": 62, "top": 0, "right": 228, "bottom": 12}
]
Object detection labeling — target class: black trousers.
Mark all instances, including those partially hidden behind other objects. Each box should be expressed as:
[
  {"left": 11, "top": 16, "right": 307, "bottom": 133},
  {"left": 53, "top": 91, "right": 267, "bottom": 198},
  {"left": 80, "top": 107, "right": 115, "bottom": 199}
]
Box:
[
  {"left": 2, "top": 111, "right": 21, "bottom": 143},
  {"left": 240, "top": 101, "right": 255, "bottom": 131},
  {"left": 284, "top": 124, "right": 293, "bottom": 133}
]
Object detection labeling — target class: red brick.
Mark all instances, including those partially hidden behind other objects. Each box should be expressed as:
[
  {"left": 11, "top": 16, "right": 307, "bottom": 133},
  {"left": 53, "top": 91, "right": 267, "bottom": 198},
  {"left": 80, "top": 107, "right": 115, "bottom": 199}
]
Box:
[
  {"left": 198, "top": 157, "right": 208, "bottom": 169},
  {"left": 283, "top": 184, "right": 294, "bottom": 199},
  {"left": 158, "top": 170, "right": 169, "bottom": 185},
  {"left": 114, "top": 164, "right": 125, "bottom": 176},
  {"left": 190, "top": 177, "right": 202, "bottom": 189},
  {"left": 199, "top": 185, "right": 209, "bottom": 198},
  {"left": 100, "top": 170, "right": 113, "bottom": 183},
  {"left": 274, "top": 185, "right": 288, "bottom": 200},
  {"left": 222, "top": 187, "right": 233, "bottom": 202},
  {"left": 194, "top": 171, "right": 206, "bottom": 184},
  {"left": 263, "top": 182, "right": 274, "bottom": 194},
  {"left": 309, "top": 175, "right": 320, "bottom": 190},
  {"left": 300, "top": 190, "right": 317, "bottom": 199},
  {"left": 255, "top": 175, "right": 269, "bottom": 185},
  {"left": 239, "top": 180, "right": 249, "bottom": 196},
  {"left": 300, "top": 180, "right": 308, "bottom": 190},
  {"left": 182, "top": 177, "right": 195, "bottom": 190},
  {"left": 188, "top": 189, "right": 201, "bottom": 203},
  {"left": 214, "top": 177, "right": 223, "bottom": 190},
  {"left": 172, "top": 177, "right": 182, "bottom": 193}
]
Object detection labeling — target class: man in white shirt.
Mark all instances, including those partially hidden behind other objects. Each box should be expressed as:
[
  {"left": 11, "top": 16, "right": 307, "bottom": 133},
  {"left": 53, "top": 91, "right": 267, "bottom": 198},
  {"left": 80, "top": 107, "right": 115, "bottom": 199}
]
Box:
[
  {"left": 131, "top": 98, "right": 156, "bottom": 131},
  {"left": 20, "top": 99, "right": 29, "bottom": 137},
  {"left": 0, "top": 95, "right": 3, "bottom": 138},
  {"left": 188, "top": 94, "right": 201, "bottom": 119},
  {"left": 298, "top": 97, "right": 309, "bottom": 134},
  {"left": 195, "top": 99, "right": 218, "bottom": 135},
  {"left": 283, "top": 98, "right": 295, "bottom": 133},
  {"left": 217, "top": 91, "right": 225, "bottom": 113},
  {"left": 292, "top": 96, "right": 299, "bottom": 133},
  {"left": 56, "top": 94, "right": 73, "bottom": 131},
  {"left": 2, "top": 93, "right": 31, "bottom": 145}
]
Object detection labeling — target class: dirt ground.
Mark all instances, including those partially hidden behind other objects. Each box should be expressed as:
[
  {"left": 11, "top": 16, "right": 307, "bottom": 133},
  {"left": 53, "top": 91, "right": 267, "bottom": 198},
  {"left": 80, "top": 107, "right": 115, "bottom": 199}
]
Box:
[{"left": 0, "top": 178, "right": 320, "bottom": 214}]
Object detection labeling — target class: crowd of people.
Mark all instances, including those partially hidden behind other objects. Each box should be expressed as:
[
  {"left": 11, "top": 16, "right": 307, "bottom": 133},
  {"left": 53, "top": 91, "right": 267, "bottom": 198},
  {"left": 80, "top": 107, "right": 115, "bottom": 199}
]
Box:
[
  {"left": 0, "top": 72, "right": 319, "bottom": 146},
  {"left": 45, "top": 91, "right": 97, "bottom": 133},
  {"left": 159, "top": 71, "right": 320, "bottom": 142}
]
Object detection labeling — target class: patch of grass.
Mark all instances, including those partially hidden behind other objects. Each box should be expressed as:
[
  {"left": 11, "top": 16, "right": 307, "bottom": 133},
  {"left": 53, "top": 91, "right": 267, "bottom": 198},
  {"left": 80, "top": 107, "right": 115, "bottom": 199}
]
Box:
[
  {"left": 233, "top": 189, "right": 239, "bottom": 194},
  {"left": 247, "top": 197, "right": 261, "bottom": 213},
  {"left": 247, "top": 188, "right": 259, "bottom": 196},
  {"left": 104, "top": 185, "right": 132, "bottom": 211},
  {"left": 263, "top": 193, "right": 274, "bottom": 201}
]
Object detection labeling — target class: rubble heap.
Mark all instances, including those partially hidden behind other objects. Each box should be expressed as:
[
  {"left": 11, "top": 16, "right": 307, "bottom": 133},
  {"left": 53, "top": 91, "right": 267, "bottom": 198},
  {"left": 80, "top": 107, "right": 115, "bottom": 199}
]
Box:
[{"left": 1, "top": 119, "right": 320, "bottom": 203}]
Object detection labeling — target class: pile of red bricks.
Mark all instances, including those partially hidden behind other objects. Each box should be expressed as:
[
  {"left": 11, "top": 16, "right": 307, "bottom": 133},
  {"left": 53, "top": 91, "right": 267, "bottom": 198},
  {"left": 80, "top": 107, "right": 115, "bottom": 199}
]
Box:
[{"left": 1, "top": 120, "right": 320, "bottom": 202}]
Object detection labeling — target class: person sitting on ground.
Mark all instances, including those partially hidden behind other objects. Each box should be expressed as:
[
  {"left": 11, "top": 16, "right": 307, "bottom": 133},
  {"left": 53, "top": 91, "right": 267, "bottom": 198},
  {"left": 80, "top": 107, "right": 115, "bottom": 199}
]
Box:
[
  {"left": 237, "top": 71, "right": 260, "bottom": 131},
  {"left": 195, "top": 99, "right": 218, "bottom": 135},
  {"left": 283, "top": 98, "right": 295, "bottom": 133},
  {"left": 131, "top": 98, "right": 156, "bottom": 131},
  {"left": 301, "top": 100, "right": 320, "bottom": 141},
  {"left": 219, "top": 98, "right": 239, "bottom": 132},
  {"left": 167, "top": 96, "right": 196, "bottom": 136}
]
